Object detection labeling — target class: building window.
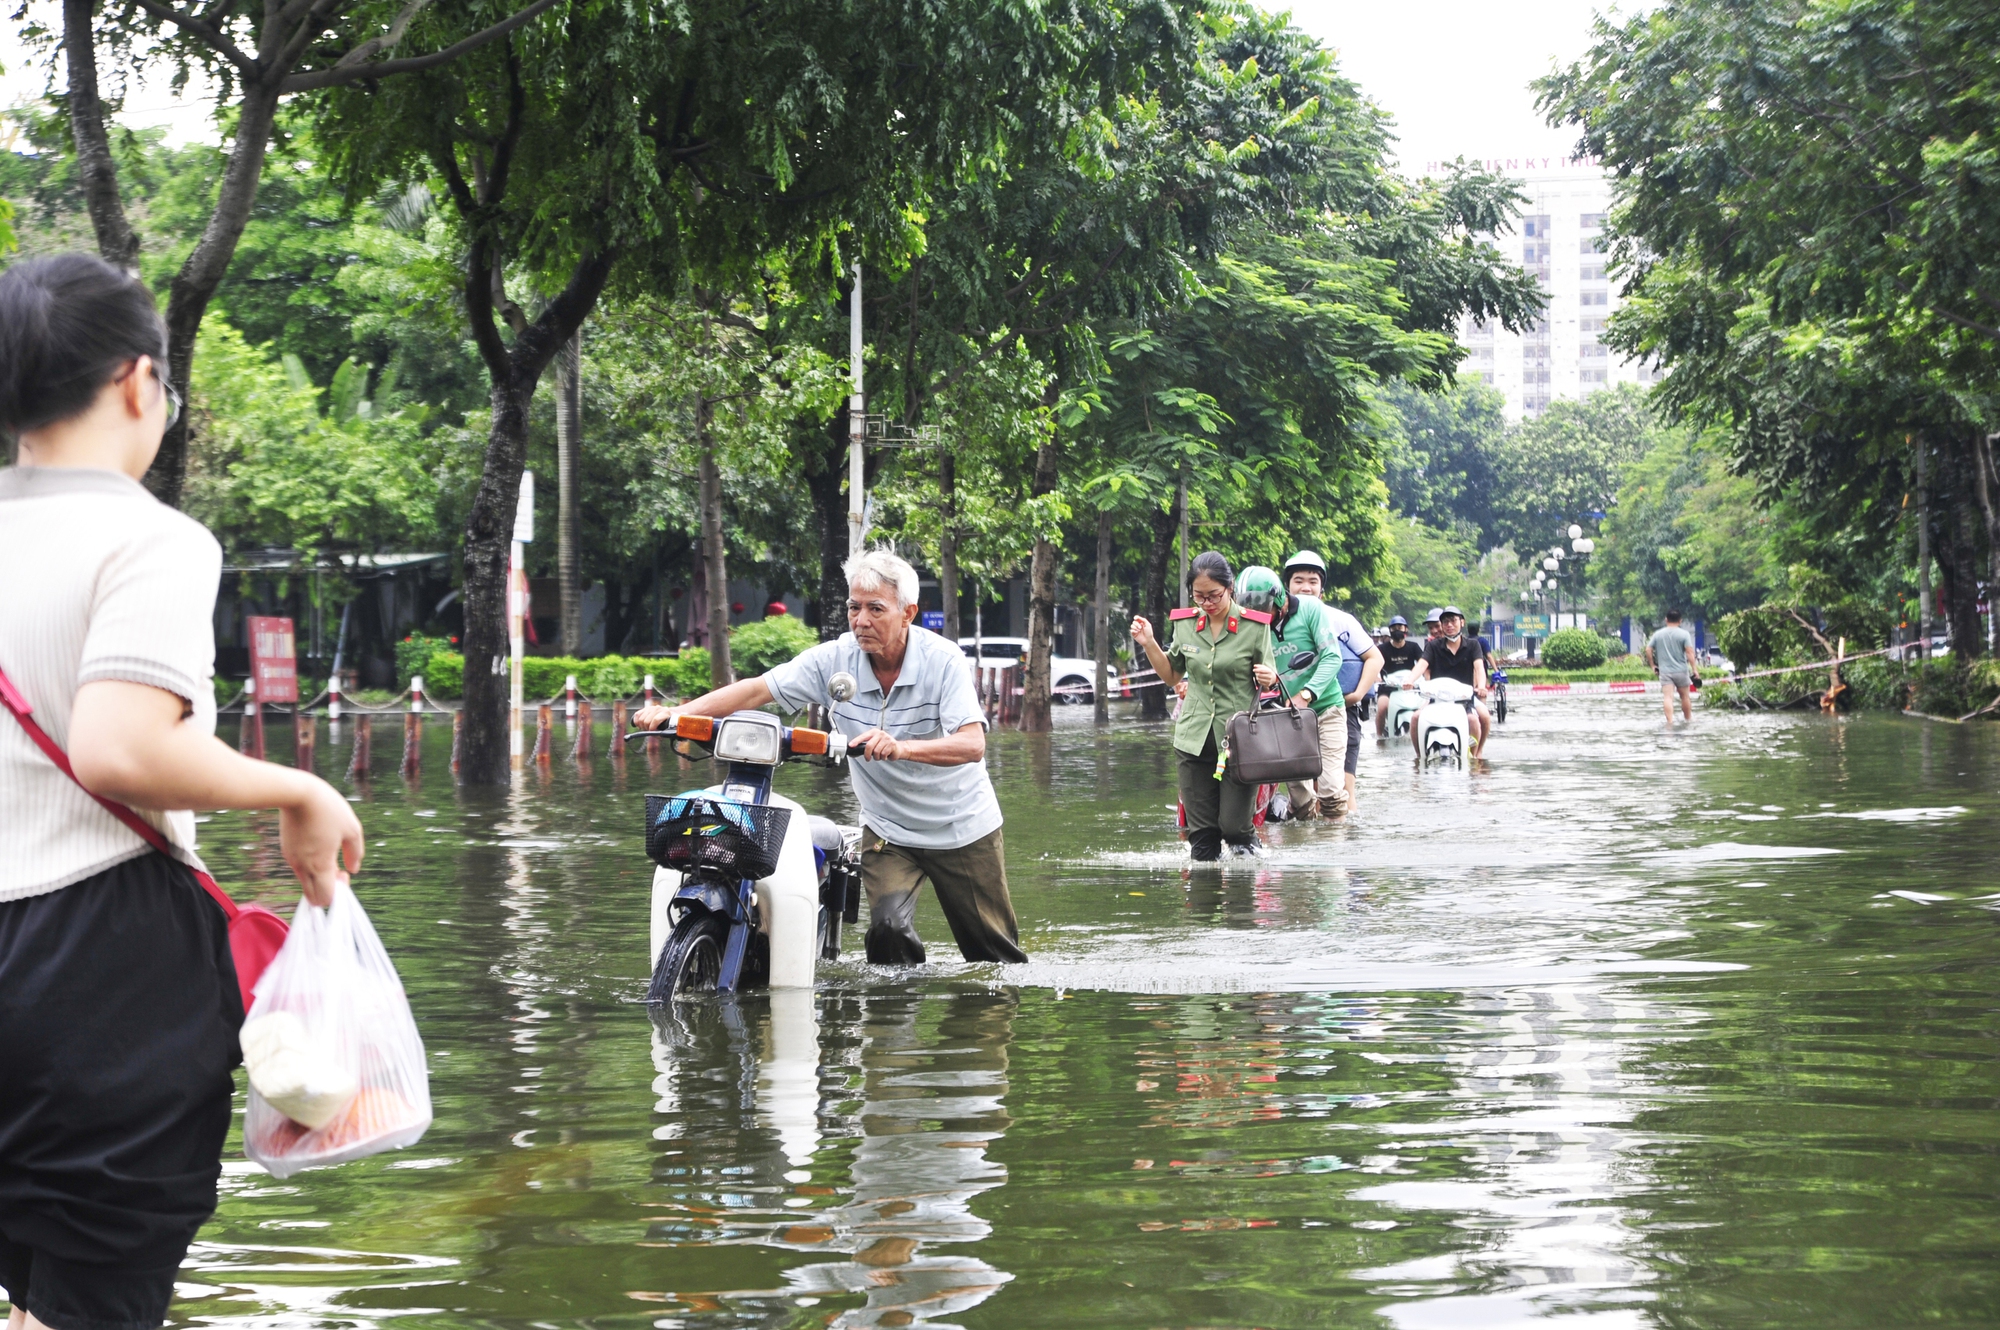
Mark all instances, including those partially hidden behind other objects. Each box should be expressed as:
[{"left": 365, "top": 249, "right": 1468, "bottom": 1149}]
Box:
[
  {"left": 1581, "top": 235, "right": 1607, "bottom": 254},
  {"left": 1580, "top": 212, "right": 1608, "bottom": 230},
  {"left": 1580, "top": 317, "right": 1607, "bottom": 333},
  {"left": 1579, "top": 343, "right": 1608, "bottom": 359},
  {"left": 1524, "top": 393, "right": 1552, "bottom": 416},
  {"left": 1522, "top": 215, "right": 1551, "bottom": 238},
  {"left": 1580, "top": 263, "right": 1608, "bottom": 282},
  {"left": 1580, "top": 367, "right": 1609, "bottom": 384},
  {"left": 1580, "top": 291, "right": 1610, "bottom": 307}
]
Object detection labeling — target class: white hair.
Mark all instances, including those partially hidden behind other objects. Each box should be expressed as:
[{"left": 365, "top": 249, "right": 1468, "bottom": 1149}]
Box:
[{"left": 844, "top": 547, "right": 920, "bottom": 608}]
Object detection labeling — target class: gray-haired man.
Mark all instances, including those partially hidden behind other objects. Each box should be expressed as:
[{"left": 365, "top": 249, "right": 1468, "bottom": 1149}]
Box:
[{"left": 635, "top": 549, "right": 1024, "bottom": 964}]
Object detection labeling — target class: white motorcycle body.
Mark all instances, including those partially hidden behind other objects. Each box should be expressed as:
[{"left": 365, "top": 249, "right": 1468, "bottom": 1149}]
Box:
[
  {"left": 1415, "top": 678, "right": 1475, "bottom": 766},
  {"left": 649, "top": 786, "right": 823, "bottom": 989},
  {"left": 1381, "top": 670, "right": 1423, "bottom": 737}
]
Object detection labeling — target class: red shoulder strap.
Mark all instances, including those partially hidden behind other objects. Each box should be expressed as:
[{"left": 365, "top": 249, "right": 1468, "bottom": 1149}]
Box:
[
  {"left": 1167, "top": 607, "right": 1199, "bottom": 620},
  {"left": 0, "top": 666, "right": 238, "bottom": 920},
  {"left": 1238, "top": 607, "right": 1273, "bottom": 625}
]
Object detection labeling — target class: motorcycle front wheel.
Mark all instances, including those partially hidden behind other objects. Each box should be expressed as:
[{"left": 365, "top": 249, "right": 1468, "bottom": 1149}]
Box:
[{"left": 649, "top": 910, "right": 730, "bottom": 1001}]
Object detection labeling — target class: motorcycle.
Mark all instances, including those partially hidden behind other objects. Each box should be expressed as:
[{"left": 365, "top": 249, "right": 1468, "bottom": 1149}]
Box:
[
  {"left": 1412, "top": 677, "right": 1477, "bottom": 766},
  {"left": 630, "top": 696, "right": 866, "bottom": 1000},
  {"left": 1379, "top": 669, "right": 1423, "bottom": 738}
]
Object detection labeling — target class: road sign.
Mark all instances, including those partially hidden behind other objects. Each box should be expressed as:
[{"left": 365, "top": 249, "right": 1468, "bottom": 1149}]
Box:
[
  {"left": 1516, "top": 614, "right": 1550, "bottom": 635},
  {"left": 247, "top": 616, "right": 298, "bottom": 702}
]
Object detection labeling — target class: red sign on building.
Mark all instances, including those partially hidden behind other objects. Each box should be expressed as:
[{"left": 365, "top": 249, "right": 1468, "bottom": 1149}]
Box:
[{"left": 247, "top": 616, "right": 299, "bottom": 703}]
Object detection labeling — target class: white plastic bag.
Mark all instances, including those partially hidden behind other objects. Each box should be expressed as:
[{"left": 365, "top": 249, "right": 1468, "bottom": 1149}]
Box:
[{"left": 241, "top": 881, "right": 431, "bottom": 1178}]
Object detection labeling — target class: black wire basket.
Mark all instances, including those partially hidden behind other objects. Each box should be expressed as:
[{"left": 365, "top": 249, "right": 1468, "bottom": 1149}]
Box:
[{"left": 644, "top": 793, "right": 792, "bottom": 880}]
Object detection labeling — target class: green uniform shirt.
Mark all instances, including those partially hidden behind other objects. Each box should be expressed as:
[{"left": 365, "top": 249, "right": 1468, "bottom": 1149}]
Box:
[
  {"left": 1165, "top": 606, "right": 1277, "bottom": 757},
  {"left": 1270, "top": 595, "right": 1347, "bottom": 714}
]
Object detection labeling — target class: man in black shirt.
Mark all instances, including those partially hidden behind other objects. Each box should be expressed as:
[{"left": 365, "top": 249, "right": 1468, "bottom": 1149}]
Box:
[
  {"left": 1375, "top": 616, "right": 1426, "bottom": 735},
  {"left": 1403, "top": 606, "right": 1491, "bottom": 755}
]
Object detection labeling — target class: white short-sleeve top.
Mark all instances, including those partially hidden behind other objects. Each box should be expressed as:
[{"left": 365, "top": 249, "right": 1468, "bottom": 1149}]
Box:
[
  {"left": 763, "top": 626, "right": 1003, "bottom": 850},
  {"left": 0, "top": 466, "right": 220, "bottom": 900}
]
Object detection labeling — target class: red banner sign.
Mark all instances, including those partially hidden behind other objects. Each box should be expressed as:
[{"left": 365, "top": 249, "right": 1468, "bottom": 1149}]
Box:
[{"left": 247, "top": 616, "right": 298, "bottom": 703}]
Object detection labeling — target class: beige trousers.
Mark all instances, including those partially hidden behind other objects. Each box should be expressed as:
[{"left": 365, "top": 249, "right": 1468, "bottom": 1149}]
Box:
[{"left": 1289, "top": 705, "right": 1349, "bottom": 817}]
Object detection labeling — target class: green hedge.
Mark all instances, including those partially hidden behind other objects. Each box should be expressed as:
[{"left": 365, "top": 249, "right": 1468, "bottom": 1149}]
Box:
[
  {"left": 414, "top": 642, "right": 757, "bottom": 703},
  {"left": 1540, "top": 627, "right": 1608, "bottom": 671},
  {"left": 1507, "top": 663, "right": 1655, "bottom": 683}
]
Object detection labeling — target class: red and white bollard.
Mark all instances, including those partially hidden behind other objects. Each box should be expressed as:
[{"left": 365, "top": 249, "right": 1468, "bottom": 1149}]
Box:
[
  {"left": 328, "top": 673, "right": 342, "bottom": 720},
  {"left": 564, "top": 674, "right": 578, "bottom": 721},
  {"left": 410, "top": 675, "right": 425, "bottom": 712}
]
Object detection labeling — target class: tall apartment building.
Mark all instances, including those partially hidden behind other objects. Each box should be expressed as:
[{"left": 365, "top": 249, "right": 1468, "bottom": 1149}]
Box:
[{"left": 1425, "top": 156, "right": 1660, "bottom": 419}]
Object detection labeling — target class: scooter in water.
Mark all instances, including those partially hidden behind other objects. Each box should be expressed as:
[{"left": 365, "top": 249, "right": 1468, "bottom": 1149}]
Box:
[
  {"left": 1412, "top": 677, "right": 1476, "bottom": 766},
  {"left": 630, "top": 701, "right": 866, "bottom": 1000},
  {"left": 1379, "top": 669, "right": 1423, "bottom": 737}
]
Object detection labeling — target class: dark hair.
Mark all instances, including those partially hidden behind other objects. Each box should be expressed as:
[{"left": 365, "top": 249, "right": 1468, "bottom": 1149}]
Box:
[
  {"left": 1190, "top": 550, "right": 1234, "bottom": 591},
  {"left": 1665, "top": 608, "right": 1683, "bottom": 622},
  {"left": 0, "top": 254, "right": 168, "bottom": 434}
]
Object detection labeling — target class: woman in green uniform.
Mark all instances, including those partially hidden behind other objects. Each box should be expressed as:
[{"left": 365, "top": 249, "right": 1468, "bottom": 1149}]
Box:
[{"left": 1130, "top": 551, "right": 1278, "bottom": 859}]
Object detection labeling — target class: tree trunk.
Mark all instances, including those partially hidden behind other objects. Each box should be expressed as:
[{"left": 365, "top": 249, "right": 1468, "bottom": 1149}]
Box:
[
  {"left": 1138, "top": 494, "right": 1180, "bottom": 719},
  {"left": 61, "top": 0, "right": 140, "bottom": 271},
  {"left": 1934, "top": 436, "right": 1986, "bottom": 660},
  {"left": 150, "top": 79, "right": 285, "bottom": 507},
  {"left": 1093, "top": 507, "right": 1111, "bottom": 722},
  {"left": 940, "top": 451, "right": 961, "bottom": 643},
  {"left": 454, "top": 249, "right": 615, "bottom": 784},
  {"left": 699, "top": 397, "right": 733, "bottom": 687},
  {"left": 1970, "top": 427, "right": 2000, "bottom": 653},
  {"left": 1915, "top": 434, "right": 1933, "bottom": 651},
  {"left": 1019, "top": 435, "right": 1062, "bottom": 733},
  {"left": 458, "top": 378, "right": 538, "bottom": 784},
  {"left": 555, "top": 330, "right": 583, "bottom": 654}
]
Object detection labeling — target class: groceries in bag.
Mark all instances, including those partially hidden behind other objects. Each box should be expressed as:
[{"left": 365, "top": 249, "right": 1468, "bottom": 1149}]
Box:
[{"left": 242, "top": 881, "right": 431, "bottom": 1178}]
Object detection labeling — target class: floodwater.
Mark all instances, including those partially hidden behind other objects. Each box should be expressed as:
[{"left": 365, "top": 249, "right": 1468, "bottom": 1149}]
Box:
[{"left": 161, "top": 702, "right": 2000, "bottom": 1326}]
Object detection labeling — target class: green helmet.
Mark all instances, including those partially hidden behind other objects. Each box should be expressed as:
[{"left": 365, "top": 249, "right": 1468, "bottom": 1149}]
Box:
[{"left": 1236, "top": 565, "right": 1285, "bottom": 615}]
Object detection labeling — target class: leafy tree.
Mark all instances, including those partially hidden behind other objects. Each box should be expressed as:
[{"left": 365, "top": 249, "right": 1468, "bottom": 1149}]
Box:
[
  {"left": 1378, "top": 378, "right": 1506, "bottom": 546},
  {"left": 1487, "top": 383, "right": 1656, "bottom": 555},
  {"left": 1538, "top": 0, "right": 2000, "bottom": 656},
  {"left": 34, "top": 0, "right": 562, "bottom": 505}
]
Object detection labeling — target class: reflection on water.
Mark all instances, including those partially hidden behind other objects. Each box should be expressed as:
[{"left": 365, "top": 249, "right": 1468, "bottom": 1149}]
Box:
[{"left": 33, "top": 702, "right": 1997, "bottom": 1328}]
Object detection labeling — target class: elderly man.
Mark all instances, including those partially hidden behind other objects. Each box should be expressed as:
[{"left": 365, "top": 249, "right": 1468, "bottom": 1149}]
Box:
[{"left": 635, "top": 549, "right": 1024, "bottom": 965}]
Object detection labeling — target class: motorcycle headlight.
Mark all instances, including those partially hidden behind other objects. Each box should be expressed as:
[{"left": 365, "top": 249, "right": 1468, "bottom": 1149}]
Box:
[{"left": 713, "top": 717, "right": 782, "bottom": 764}]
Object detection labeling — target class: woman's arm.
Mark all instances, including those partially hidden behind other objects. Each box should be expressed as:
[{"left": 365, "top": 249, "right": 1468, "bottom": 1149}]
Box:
[
  {"left": 68, "top": 680, "right": 363, "bottom": 907},
  {"left": 1130, "top": 616, "right": 1180, "bottom": 688}
]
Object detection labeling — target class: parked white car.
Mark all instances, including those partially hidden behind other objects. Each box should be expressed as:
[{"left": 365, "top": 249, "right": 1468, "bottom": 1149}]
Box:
[{"left": 956, "top": 636, "right": 1102, "bottom": 704}]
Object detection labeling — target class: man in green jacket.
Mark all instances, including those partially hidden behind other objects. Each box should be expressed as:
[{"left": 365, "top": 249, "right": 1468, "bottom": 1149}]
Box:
[{"left": 1236, "top": 566, "right": 1349, "bottom": 818}]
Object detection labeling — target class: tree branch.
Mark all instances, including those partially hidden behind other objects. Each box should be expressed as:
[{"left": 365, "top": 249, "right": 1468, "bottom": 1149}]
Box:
[
  {"left": 280, "top": 0, "right": 565, "bottom": 92},
  {"left": 127, "top": 0, "right": 256, "bottom": 74}
]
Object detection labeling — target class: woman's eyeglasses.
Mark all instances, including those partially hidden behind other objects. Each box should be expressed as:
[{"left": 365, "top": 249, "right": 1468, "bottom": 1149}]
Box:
[
  {"left": 1190, "top": 587, "right": 1229, "bottom": 607},
  {"left": 116, "top": 360, "right": 181, "bottom": 431}
]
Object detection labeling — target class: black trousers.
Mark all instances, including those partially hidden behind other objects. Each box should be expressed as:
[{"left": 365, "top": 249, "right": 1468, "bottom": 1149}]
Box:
[
  {"left": 1176, "top": 736, "right": 1258, "bottom": 860},
  {"left": 0, "top": 852, "right": 242, "bottom": 1330}
]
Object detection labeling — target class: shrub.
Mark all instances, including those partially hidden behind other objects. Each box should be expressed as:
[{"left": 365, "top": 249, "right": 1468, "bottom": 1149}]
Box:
[
  {"left": 425, "top": 651, "right": 465, "bottom": 698},
  {"left": 396, "top": 632, "right": 456, "bottom": 688},
  {"left": 729, "top": 614, "right": 818, "bottom": 677},
  {"left": 658, "top": 648, "right": 713, "bottom": 698},
  {"left": 1541, "top": 627, "right": 1607, "bottom": 671},
  {"left": 579, "top": 655, "right": 642, "bottom": 701}
]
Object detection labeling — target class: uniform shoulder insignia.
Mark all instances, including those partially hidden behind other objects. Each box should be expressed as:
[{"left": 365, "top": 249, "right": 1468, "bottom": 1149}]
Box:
[
  {"left": 1238, "top": 607, "right": 1273, "bottom": 625},
  {"left": 1168, "top": 607, "right": 1200, "bottom": 620}
]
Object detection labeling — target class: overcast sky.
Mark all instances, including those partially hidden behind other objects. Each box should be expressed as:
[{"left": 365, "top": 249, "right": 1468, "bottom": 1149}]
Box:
[{"left": 3, "top": 0, "right": 1626, "bottom": 163}]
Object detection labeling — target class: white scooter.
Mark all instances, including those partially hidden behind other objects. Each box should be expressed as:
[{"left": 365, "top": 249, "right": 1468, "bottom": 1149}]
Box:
[
  {"left": 632, "top": 704, "right": 864, "bottom": 999},
  {"left": 1412, "top": 677, "right": 1477, "bottom": 766},
  {"left": 1379, "top": 669, "right": 1423, "bottom": 738}
]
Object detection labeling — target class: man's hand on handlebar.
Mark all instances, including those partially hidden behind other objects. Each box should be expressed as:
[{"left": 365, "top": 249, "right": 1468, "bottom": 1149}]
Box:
[
  {"left": 632, "top": 704, "right": 674, "bottom": 731},
  {"left": 851, "top": 727, "right": 903, "bottom": 762}
]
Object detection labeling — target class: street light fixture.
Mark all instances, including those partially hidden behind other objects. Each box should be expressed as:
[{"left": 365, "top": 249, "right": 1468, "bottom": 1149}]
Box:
[{"left": 1568, "top": 523, "right": 1583, "bottom": 541}]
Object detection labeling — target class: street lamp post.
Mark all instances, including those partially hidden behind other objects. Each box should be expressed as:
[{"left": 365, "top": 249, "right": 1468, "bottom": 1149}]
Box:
[{"left": 1568, "top": 525, "right": 1595, "bottom": 617}]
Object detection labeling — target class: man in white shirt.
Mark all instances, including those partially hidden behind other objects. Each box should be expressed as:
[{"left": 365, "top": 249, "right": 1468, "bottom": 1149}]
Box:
[{"left": 638, "top": 549, "right": 1023, "bottom": 964}]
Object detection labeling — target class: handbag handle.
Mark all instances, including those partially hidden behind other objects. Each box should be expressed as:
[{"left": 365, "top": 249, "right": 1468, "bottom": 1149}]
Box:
[{"left": 0, "top": 665, "right": 240, "bottom": 921}]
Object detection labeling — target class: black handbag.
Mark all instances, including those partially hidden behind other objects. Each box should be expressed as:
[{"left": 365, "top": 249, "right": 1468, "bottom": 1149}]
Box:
[{"left": 1223, "top": 702, "right": 1322, "bottom": 785}]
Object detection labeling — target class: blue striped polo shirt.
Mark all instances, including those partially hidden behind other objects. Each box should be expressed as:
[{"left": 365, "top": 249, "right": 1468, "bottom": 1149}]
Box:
[{"left": 764, "top": 626, "right": 1003, "bottom": 850}]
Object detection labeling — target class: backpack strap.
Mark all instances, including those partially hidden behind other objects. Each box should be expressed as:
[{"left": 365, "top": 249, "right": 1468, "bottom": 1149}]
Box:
[{"left": 0, "top": 666, "right": 239, "bottom": 920}]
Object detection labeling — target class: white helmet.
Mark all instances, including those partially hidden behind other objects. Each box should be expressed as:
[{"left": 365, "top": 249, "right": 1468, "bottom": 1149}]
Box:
[{"left": 1282, "top": 549, "right": 1327, "bottom": 582}]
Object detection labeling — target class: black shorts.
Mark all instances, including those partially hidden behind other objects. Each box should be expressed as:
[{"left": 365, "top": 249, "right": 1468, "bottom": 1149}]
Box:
[
  {"left": 0, "top": 852, "right": 242, "bottom": 1330},
  {"left": 1344, "top": 706, "right": 1362, "bottom": 775}
]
